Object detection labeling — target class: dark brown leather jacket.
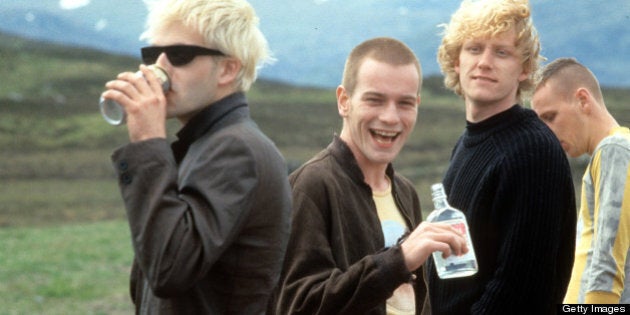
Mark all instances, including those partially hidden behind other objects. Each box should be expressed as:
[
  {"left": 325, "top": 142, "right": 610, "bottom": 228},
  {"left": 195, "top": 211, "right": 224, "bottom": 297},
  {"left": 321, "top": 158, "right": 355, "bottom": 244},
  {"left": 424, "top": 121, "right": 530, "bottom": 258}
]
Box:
[{"left": 269, "top": 136, "right": 426, "bottom": 315}]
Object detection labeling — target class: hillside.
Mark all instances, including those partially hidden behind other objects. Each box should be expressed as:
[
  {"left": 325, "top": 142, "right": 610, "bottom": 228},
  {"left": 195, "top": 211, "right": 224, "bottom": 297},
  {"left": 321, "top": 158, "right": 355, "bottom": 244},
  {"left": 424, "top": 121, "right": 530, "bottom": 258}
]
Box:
[
  {"left": 2, "top": 32, "right": 630, "bottom": 226},
  {"left": 2, "top": 1, "right": 630, "bottom": 87}
]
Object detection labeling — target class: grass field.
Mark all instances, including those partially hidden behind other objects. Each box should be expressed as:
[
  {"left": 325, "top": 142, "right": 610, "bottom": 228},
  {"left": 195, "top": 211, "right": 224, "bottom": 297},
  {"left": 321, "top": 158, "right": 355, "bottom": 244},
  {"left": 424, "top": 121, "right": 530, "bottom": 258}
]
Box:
[{"left": 0, "top": 220, "right": 133, "bottom": 314}]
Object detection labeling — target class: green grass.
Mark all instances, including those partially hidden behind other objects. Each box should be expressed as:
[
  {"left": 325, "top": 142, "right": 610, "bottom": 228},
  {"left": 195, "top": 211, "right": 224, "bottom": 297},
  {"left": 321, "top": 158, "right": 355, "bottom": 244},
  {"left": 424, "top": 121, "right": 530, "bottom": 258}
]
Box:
[
  {"left": 0, "top": 179, "right": 124, "bottom": 227},
  {"left": 0, "top": 220, "right": 133, "bottom": 314}
]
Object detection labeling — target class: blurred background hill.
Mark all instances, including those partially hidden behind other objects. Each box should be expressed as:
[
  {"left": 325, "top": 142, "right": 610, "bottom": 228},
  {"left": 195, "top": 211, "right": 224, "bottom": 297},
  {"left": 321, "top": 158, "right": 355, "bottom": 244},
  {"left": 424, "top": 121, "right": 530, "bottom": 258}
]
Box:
[{"left": 1, "top": 0, "right": 629, "bottom": 88}]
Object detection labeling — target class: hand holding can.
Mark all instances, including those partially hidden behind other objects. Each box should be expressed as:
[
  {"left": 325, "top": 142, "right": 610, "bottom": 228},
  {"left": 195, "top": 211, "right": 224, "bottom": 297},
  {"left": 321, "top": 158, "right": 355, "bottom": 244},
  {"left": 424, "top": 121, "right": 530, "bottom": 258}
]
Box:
[{"left": 99, "top": 65, "right": 170, "bottom": 126}]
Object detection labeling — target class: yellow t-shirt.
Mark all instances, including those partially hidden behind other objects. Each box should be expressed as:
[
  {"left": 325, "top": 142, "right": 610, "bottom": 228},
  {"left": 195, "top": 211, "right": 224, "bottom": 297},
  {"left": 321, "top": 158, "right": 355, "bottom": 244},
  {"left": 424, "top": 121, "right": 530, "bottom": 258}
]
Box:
[{"left": 373, "top": 179, "right": 415, "bottom": 315}]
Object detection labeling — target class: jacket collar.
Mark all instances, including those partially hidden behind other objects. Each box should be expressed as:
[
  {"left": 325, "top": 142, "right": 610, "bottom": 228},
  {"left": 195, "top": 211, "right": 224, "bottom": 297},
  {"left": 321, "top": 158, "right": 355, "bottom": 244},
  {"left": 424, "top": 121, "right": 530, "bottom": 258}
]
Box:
[
  {"left": 329, "top": 135, "right": 396, "bottom": 190},
  {"left": 176, "top": 92, "right": 248, "bottom": 142},
  {"left": 172, "top": 92, "right": 249, "bottom": 163}
]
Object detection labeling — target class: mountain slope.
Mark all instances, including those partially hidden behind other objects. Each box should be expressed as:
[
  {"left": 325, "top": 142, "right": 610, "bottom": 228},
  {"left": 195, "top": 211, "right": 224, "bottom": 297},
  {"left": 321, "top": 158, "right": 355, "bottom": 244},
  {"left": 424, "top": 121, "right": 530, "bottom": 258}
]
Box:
[{"left": 1, "top": 1, "right": 629, "bottom": 87}]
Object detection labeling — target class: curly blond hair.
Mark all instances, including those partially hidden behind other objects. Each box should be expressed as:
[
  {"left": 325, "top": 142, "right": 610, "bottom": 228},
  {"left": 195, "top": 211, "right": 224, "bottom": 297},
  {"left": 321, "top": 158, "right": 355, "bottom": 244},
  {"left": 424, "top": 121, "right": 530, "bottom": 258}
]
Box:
[{"left": 437, "top": 0, "right": 543, "bottom": 102}]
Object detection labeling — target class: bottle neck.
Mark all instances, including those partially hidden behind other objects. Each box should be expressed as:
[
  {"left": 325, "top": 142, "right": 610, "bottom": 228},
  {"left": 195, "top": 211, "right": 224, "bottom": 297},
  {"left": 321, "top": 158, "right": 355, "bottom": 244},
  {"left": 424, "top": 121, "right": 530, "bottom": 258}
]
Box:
[{"left": 432, "top": 196, "right": 449, "bottom": 210}]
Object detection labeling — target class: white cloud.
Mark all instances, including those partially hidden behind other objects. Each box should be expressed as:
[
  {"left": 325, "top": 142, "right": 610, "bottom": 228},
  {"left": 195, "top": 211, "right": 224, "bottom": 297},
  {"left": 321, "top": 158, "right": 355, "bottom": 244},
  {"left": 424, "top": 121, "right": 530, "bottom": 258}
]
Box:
[
  {"left": 25, "top": 12, "right": 35, "bottom": 22},
  {"left": 59, "top": 0, "right": 91, "bottom": 10},
  {"left": 95, "top": 18, "right": 107, "bottom": 31}
]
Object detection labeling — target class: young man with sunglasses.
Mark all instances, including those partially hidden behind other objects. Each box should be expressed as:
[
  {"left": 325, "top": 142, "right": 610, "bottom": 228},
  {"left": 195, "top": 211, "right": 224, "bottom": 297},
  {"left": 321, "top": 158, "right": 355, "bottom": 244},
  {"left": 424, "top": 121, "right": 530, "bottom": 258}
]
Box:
[{"left": 101, "top": 0, "right": 291, "bottom": 313}]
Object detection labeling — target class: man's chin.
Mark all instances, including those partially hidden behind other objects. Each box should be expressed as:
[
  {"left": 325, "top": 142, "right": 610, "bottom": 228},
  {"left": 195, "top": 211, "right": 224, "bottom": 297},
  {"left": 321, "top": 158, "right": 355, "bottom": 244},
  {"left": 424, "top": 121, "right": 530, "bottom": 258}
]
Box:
[{"left": 368, "top": 150, "right": 400, "bottom": 165}]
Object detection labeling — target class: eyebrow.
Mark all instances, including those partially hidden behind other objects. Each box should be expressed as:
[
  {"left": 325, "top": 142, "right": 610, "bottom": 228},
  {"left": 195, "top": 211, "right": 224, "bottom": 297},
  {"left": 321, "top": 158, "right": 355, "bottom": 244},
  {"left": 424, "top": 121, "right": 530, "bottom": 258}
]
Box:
[
  {"left": 362, "top": 91, "right": 418, "bottom": 102},
  {"left": 464, "top": 38, "right": 517, "bottom": 48}
]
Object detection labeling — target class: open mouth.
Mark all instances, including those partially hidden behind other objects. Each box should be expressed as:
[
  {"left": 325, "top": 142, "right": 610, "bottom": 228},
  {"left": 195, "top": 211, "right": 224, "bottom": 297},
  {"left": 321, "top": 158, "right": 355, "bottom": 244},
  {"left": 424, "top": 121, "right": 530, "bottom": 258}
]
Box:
[{"left": 370, "top": 129, "right": 400, "bottom": 144}]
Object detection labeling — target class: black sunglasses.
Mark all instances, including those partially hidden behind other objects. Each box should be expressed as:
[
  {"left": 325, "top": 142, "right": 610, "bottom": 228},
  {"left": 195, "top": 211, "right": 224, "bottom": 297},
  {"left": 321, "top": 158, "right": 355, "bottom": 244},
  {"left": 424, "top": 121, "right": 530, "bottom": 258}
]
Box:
[{"left": 141, "top": 45, "right": 226, "bottom": 66}]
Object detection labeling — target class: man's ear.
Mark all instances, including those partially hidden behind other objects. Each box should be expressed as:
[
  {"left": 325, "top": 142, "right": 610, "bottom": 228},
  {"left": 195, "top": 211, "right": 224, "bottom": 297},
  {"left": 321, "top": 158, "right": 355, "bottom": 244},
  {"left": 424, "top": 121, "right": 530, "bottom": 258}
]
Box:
[
  {"left": 575, "top": 87, "right": 592, "bottom": 114},
  {"left": 518, "top": 68, "right": 530, "bottom": 83},
  {"left": 337, "top": 85, "right": 350, "bottom": 117},
  {"left": 218, "top": 57, "right": 241, "bottom": 86}
]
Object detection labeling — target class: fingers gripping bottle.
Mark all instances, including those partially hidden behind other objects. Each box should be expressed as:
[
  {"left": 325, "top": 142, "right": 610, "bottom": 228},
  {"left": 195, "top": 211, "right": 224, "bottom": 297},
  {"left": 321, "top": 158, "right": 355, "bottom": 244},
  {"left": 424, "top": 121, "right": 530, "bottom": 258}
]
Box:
[{"left": 426, "top": 183, "right": 478, "bottom": 279}]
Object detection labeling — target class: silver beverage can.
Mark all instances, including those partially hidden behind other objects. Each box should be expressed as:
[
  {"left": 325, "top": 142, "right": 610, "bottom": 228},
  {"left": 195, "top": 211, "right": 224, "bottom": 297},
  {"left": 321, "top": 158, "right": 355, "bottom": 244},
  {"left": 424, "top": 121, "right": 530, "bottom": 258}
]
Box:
[{"left": 99, "top": 65, "right": 171, "bottom": 126}]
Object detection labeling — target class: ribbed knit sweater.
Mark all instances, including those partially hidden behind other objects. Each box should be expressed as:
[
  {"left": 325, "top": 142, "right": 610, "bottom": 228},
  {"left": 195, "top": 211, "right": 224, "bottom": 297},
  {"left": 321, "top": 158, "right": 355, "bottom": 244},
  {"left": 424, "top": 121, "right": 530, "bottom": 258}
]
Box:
[{"left": 425, "top": 105, "right": 577, "bottom": 315}]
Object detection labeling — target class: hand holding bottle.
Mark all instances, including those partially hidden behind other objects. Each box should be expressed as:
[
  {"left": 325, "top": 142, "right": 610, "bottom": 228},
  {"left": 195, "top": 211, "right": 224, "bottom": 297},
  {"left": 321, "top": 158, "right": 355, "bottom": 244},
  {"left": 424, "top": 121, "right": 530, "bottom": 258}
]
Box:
[
  {"left": 426, "top": 183, "right": 478, "bottom": 279},
  {"left": 400, "top": 221, "right": 469, "bottom": 273}
]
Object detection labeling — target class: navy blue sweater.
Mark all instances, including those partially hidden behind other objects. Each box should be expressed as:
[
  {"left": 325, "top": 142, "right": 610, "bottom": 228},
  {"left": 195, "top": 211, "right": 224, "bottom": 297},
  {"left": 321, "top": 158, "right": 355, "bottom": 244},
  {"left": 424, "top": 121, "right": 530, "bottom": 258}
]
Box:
[{"left": 425, "top": 105, "right": 576, "bottom": 315}]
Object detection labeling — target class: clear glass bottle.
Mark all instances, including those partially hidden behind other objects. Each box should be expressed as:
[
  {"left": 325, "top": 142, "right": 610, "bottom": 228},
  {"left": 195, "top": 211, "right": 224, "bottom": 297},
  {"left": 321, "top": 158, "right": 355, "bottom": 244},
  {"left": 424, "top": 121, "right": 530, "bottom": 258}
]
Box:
[
  {"left": 99, "top": 64, "right": 170, "bottom": 126},
  {"left": 426, "top": 183, "right": 478, "bottom": 279}
]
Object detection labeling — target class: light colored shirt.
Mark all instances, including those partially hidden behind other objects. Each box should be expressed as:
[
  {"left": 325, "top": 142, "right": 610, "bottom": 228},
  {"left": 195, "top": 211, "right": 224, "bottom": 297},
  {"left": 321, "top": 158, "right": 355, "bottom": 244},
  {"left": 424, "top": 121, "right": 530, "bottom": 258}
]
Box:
[
  {"left": 565, "top": 126, "right": 630, "bottom": 303},
  {"left": 373, "top": 179, "right": 415, "bottom": 315}
]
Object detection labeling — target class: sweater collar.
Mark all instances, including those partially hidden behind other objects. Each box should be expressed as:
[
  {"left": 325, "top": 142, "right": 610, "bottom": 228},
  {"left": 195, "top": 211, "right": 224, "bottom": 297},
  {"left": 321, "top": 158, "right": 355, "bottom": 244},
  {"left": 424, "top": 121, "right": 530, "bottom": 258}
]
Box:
[{"left": 463, "top": 104, "right": 532, "bottom": 147}]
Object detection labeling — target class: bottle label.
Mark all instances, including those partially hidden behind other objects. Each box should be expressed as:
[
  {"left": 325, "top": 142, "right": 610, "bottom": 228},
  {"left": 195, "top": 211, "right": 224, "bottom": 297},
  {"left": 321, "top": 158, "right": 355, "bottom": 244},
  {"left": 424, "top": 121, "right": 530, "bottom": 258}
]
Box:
[
  {"left": 439, "top": 218, "right": 475, "bottom": 263},
  {"left": 450, "top": 221, "right": 466, "bottom": 235}
]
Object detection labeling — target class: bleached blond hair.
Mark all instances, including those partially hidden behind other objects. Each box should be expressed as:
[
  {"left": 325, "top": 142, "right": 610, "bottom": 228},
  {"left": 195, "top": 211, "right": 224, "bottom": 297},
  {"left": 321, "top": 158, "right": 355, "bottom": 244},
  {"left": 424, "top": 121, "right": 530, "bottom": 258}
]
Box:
[{"left": 141, "top": 0, "right": 274, "bottom": 91}]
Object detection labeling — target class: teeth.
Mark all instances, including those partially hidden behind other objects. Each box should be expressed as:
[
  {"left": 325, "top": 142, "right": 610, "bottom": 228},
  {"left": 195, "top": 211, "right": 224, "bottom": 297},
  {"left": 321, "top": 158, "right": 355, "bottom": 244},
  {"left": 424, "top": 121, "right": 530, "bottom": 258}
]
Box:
[{"left": 372, "top": 130, "right": 398, "bottom": 137}]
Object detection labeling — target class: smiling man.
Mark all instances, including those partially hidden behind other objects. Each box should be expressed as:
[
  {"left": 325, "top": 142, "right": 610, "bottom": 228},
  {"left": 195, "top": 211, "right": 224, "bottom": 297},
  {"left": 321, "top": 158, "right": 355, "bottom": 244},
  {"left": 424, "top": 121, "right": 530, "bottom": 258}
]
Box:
[
  {"left": 269, "top": 37, "right": 469, "bottom": 315},
  {"left": 100, "top": 0, "right": 291, "bottom": 313},
  {"left": 424, "top": 1, "right": 577, "bottom": 314}
]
